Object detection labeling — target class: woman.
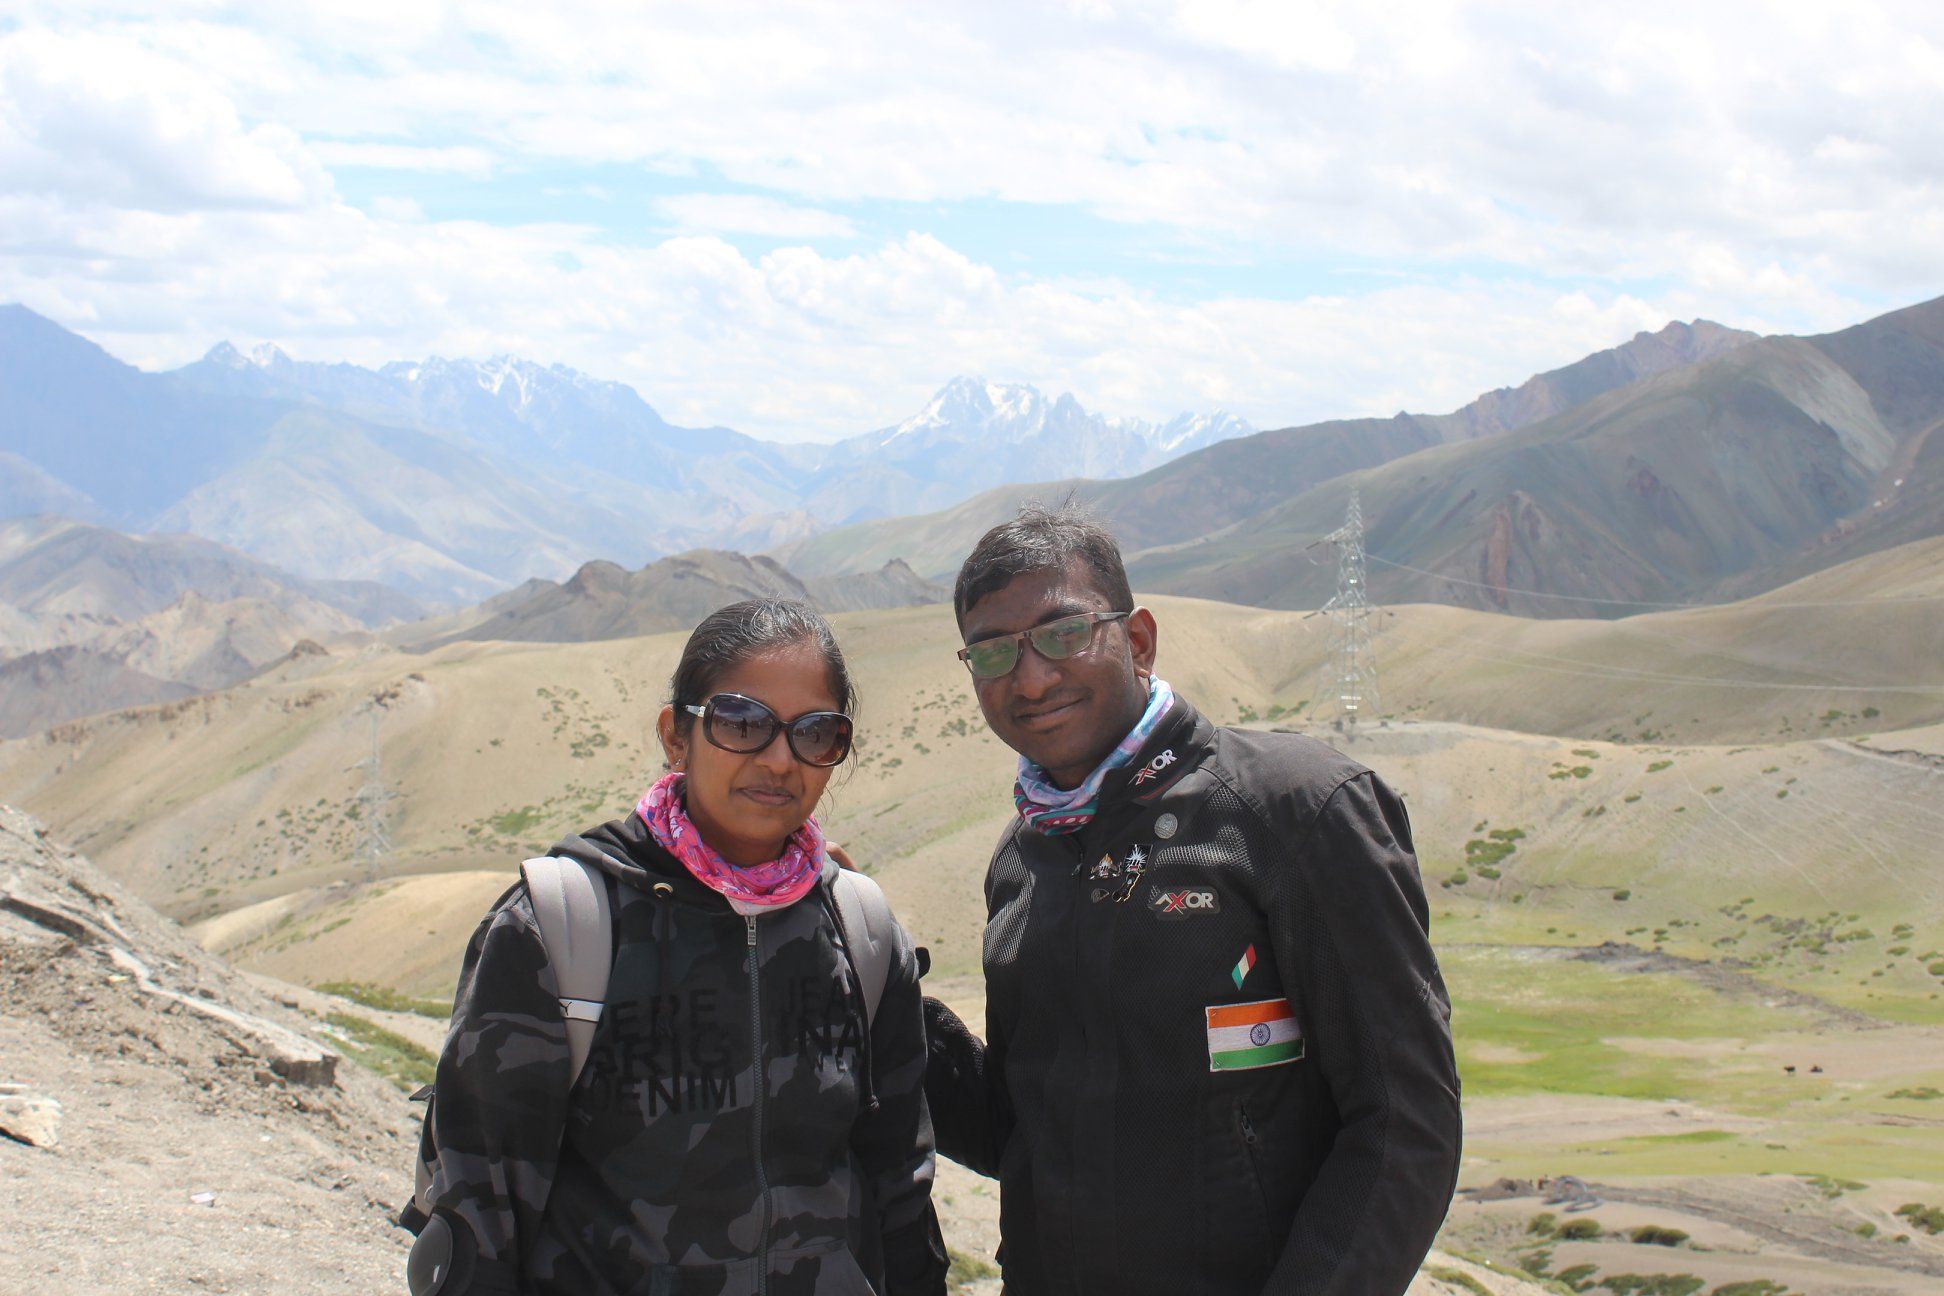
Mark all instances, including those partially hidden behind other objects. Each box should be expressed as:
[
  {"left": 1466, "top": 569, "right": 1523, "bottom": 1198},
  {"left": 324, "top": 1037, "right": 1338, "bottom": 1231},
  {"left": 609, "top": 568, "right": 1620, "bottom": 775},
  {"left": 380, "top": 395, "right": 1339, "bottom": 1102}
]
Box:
[{"left": 409, "top": 599, "right": 946, "bottom": 1296}]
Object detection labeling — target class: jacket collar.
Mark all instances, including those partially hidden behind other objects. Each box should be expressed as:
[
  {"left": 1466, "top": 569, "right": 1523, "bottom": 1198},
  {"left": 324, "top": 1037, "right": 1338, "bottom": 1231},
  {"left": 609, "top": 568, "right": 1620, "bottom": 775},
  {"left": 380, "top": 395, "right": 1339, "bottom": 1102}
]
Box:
[{"left": 1076, "top": 691, "right": 1214, "bottom": 828}]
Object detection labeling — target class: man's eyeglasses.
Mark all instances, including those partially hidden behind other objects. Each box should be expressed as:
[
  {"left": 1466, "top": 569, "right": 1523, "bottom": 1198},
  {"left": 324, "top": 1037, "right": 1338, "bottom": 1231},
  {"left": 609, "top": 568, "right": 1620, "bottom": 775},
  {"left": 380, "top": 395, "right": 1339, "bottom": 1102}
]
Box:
[
  {"left": 682, "top": 693, "right": 854, "bottom": 767},
  {"left": 957, "top": 611, "right": 1132, "bottom": 680}
]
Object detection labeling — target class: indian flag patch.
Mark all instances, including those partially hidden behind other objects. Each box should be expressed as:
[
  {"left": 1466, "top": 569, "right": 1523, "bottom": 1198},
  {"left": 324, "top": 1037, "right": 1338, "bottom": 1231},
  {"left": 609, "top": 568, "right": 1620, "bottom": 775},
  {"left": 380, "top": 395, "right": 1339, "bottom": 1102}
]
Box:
[{"left": 1206, "top": 998, "right": 1304, "bottom": 1071}]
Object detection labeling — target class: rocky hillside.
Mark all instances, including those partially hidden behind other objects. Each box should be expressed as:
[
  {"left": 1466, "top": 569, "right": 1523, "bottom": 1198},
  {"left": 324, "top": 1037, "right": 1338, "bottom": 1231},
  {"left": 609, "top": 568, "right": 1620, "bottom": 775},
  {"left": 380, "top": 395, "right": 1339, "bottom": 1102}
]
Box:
[
  {"left": 0, "top": 804, "right": 1519, "bottom": 1294},
  {"left": 0, "top": 804, "right": 416, "bottom": 1291},
  {"left": 1130, "top": 296, "right": 1944, "bottom": 614}
]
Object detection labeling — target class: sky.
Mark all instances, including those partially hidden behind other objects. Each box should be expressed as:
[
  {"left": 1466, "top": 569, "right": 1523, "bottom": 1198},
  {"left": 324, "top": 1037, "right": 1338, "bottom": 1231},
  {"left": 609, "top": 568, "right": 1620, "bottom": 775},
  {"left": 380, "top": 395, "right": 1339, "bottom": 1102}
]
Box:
[{"left": 2, "top": 1, "right": 1941, "bottom": 442}]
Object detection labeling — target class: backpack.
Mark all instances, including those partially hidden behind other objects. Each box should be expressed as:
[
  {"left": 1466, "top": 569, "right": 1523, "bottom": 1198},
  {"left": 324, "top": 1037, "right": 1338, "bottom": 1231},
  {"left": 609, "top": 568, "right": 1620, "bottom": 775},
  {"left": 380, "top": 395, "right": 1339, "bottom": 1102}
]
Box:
[{"left": 400, "top": 855, "right": 899, "bottom": 1234}]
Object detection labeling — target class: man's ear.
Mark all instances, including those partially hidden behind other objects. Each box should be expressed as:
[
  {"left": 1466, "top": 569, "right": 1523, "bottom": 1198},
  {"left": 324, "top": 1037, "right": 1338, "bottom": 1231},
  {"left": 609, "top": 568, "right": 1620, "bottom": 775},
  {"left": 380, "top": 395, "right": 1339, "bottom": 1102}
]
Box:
[
  {"left": 655, "top": 704, "right": 685, "bottom": 769},
  {"left": 1126, "top": 606, "right": 1158, "bottom": 676}
]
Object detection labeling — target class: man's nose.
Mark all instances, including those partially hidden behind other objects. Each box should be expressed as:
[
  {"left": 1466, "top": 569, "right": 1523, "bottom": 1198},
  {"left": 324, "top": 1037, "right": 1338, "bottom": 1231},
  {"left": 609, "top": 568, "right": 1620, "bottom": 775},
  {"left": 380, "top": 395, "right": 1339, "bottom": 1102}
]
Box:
[{"left": 1009, "top": 637, "right": 1062, "bottom": 696}]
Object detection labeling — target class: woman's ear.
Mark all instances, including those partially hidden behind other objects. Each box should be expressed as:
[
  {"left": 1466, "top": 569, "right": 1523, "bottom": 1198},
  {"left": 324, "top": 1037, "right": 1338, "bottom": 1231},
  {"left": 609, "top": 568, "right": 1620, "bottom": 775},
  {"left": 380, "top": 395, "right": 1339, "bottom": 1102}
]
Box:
[{"left": 655, "top": 704, "right": 685, "bottom": 770}]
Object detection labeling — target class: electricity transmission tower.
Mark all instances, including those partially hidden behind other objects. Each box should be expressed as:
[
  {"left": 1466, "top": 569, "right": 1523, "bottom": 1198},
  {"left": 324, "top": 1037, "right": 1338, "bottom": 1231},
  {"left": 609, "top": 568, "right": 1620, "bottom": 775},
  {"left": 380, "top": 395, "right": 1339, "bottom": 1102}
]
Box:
[
  {"left": 1313, "top": 487, "right": 1381, "bottom": 732},
  {"left": 349, "top": 704, "right": 397, "bottom": 879}
]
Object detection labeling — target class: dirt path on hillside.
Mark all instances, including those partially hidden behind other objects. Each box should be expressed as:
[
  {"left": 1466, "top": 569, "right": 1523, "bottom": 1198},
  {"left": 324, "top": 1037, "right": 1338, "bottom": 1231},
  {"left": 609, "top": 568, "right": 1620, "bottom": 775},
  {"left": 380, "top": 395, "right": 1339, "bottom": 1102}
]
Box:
[{"left": 1594, "top": 1180, "right": 1944, "bottom": 1281}]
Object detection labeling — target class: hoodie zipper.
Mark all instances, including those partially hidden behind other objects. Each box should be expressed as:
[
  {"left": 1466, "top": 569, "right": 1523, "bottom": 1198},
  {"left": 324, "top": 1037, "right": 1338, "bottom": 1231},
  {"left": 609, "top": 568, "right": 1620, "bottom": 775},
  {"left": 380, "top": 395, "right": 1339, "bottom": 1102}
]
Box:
[{"left": 747, "top": 914, "right": 771, "bottom": 1296}]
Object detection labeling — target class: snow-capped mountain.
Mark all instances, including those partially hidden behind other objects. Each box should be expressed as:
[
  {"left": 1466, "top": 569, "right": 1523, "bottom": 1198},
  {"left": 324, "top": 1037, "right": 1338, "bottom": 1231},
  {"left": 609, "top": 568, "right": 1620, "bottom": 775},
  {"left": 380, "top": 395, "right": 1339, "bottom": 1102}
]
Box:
[
  {"left": 4, "top": 305, "right": 1257, "bottom": 602},
  {"left": 814, "top": 376, "right": 1253, "bottom": 519}
]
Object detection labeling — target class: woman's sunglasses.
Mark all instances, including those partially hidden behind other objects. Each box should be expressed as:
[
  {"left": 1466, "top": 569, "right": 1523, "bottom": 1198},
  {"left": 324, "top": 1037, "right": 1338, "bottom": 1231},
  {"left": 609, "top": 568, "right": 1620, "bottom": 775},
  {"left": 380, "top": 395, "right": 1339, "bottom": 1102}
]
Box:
[
  {"left": 956, "top": 610, "right": 1132, "bottom": 680},
  {"left": 682, "top": 693, "right": 854, "bottom": 767}
]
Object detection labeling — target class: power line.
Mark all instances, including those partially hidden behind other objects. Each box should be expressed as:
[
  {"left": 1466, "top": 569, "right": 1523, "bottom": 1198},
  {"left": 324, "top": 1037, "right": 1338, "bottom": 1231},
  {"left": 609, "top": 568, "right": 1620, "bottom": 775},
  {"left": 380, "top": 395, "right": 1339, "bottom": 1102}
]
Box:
[{"left": 1312, "top": 488, "right": 1381, "bottom": 730}]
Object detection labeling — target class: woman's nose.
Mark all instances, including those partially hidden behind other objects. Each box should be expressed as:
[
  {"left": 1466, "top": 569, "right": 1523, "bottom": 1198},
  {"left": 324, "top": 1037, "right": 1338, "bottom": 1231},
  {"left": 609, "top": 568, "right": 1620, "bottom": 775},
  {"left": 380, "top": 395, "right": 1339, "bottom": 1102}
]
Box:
[{"left": 753, "top": 727, "right": 795, "bottom": 771}]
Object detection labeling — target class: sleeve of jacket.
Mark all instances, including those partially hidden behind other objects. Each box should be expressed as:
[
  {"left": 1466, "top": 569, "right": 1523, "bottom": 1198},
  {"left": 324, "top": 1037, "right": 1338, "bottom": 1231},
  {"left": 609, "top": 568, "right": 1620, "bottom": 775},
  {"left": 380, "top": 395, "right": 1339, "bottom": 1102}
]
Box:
[
  {"left": 921, "top": 993, "right": 1012, "bottom": 1177},
  {"left": 851, "top": 917, "right": 949, "bottom": 1296},
  {"left": 425, "top": 884, "right": 574, "bottom": 1293},
  {"left": 1261, "top": 770, "right": 1462, "bottom": 1296}
]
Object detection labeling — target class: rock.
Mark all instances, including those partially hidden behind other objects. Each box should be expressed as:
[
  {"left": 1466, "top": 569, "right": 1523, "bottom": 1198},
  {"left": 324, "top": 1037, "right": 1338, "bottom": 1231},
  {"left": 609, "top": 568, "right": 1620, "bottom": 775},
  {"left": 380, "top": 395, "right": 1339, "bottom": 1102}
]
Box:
[{"left": 0, "top": 1089, "right": 63, "bottom": 1148}]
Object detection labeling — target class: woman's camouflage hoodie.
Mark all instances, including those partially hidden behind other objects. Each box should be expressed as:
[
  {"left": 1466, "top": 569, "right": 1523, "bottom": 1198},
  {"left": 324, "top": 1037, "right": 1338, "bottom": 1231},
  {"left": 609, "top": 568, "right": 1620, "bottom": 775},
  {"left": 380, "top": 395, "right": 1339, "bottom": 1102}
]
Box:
[{"left": 424, "top": 811, "right": 947, "bottom": 1296}]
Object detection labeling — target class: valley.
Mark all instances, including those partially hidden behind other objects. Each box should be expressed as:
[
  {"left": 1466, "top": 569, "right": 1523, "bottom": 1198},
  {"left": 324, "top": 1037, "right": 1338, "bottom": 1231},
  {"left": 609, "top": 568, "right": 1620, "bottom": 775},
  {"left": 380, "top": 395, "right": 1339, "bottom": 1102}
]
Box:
[{"left": 3, "top": 540, "right": 1940, "bottom": 1291}]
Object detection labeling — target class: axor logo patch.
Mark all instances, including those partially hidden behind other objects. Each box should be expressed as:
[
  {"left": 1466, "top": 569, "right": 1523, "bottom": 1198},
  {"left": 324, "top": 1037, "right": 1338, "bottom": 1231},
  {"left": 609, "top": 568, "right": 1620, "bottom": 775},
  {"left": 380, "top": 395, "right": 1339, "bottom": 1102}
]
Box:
[
  {"left": 1131, "top": 749, "right": 1177, "bottom": 785},
  {"left": 1148, "top": 886, "right": 1221, "bottom": 919}
]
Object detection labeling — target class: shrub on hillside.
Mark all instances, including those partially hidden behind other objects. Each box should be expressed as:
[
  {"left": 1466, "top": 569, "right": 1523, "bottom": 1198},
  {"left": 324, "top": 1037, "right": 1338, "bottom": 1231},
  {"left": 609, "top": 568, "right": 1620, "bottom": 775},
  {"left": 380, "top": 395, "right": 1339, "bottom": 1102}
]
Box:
[
  {"left": 1895, "top": 1202, "right": 1944, "bottom": 1234},
  {"left": 1556, "top": 1218, "right": 1602, "bottom": 1240},
  {"left": 1628, "top": 1225, "right": 1689, "bottom": 1246}
]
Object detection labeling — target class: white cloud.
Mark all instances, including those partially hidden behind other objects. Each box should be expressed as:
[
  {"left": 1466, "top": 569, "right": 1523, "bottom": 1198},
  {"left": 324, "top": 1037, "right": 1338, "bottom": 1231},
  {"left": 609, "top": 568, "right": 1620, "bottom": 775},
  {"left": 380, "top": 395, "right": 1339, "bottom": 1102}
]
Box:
[
  {"left": 308, "top": 142, "right": 497, "bottom": 178},
  {"left": 3, "top": 1, "right": 1942, "bottom": 440},
  {"left": 0, "top": 28, "right": 326, "bottom": 211},
  {"left": 651, "top": 194, "right": 857, "bottom": 240}
]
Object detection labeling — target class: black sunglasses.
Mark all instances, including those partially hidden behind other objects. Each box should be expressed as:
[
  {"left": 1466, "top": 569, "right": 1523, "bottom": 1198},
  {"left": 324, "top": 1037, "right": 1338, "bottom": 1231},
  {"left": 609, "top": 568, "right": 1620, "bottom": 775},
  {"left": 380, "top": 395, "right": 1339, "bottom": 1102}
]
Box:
[
  {"left": 682, "top": 693, "right": 854, "bottom": 767},
  {"left": 957, "top": 610, "right": 1132, "bottom": 680}
]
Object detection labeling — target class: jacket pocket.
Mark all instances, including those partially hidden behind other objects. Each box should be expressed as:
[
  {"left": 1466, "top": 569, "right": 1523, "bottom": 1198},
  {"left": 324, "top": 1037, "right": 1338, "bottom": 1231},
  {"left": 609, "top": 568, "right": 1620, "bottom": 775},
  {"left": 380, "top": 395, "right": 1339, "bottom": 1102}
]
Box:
[
  {"left": 773, "top": 1238, "right": 877, "bottom": 1296},
  {"left": 1234, "top": 1100, "right": 1276, "bottom": 1270}
]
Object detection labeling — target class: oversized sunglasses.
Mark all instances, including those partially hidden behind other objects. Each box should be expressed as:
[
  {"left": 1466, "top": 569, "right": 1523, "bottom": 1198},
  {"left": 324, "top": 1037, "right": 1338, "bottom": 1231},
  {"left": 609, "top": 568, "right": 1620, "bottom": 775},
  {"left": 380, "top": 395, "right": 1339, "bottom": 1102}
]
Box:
[
  {"left": 682, "top": 693, "right": 854, "bottom": 767},
  {"left": 957, "top": 610, "right": 1132, "bottom": 680}
]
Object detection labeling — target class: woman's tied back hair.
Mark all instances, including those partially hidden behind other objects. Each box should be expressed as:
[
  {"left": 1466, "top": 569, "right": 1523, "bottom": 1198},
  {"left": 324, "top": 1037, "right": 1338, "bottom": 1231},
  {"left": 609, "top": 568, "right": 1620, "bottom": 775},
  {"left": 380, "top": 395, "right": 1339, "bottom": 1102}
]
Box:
[
  {"left": 953, "top": 499, "right": 1135, "bottom": 628},
  {"left": 667, "top": 599, "right": 857, "bottom": 735}
]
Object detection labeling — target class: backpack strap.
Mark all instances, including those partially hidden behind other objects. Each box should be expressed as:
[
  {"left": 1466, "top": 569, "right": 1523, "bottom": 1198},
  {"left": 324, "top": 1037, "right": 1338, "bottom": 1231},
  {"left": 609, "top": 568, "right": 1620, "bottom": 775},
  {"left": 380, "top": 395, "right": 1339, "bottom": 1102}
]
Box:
[
  {"left": 520, "top": 854, "right": 614, "bottom": 1084},
  {"left": 832, "top": 868, "right": 895, "bottom": 1025}
]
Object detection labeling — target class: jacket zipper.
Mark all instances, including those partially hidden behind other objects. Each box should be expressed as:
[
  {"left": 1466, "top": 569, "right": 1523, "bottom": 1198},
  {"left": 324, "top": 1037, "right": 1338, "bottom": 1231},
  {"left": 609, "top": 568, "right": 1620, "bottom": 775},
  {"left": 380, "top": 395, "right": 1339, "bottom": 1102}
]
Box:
[
  {"left": 1235, "top": 1103, "right": 1274, "bottom": 1263},
  {"left": 748, "top": 915, "right": 771, "bottom": 1296}
]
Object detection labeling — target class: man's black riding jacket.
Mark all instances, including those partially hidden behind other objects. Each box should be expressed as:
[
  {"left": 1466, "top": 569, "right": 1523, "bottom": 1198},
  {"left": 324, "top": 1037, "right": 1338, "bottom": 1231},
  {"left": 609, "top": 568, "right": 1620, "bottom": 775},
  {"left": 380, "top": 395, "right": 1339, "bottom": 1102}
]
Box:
[{"left": 924, "top": 698, "right": 1461, "bottom": 1295}]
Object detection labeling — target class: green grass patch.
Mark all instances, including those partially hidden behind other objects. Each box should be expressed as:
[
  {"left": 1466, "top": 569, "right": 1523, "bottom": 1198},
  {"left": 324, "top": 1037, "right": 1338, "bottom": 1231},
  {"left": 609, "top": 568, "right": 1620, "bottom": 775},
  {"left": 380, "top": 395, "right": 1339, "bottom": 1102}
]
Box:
[
  {"left": 947, "top": 1247, "right": 999, "bottom": 1291},
  {"left": 1800, "top": 1173, "right": 1866, "bottom": 1199},
  {"left": 1597, "top": 1277, "right": 1702, "bottom": 1295},
  {"left": 317, "top": 980, "right": 450, "bottom": 1019},
  {"left": 325, "top": 1012, "right": 436, "bottom": 1092},
  {"left": 1889, "top": 1086, "right": 1942, "bottom": 1100},
  {"left": 1647, "top": 760, "right": 1673, "bottom": 773},
  {"left": 1627, "top": 1225, "right": 1689, "bottom": 1246},
  {"left": 490, "top": 805, "right": 546, "bottom": 836},
  {"left": 1895, "top": 1202, "right": 1944, "bottom": 1234},
  {"left": 1422, "top": 1265, "right": 1493, "bottom": 1294},
  {"left": 1709, "top": 1282, "right": 1790, "bottom": 1296}
]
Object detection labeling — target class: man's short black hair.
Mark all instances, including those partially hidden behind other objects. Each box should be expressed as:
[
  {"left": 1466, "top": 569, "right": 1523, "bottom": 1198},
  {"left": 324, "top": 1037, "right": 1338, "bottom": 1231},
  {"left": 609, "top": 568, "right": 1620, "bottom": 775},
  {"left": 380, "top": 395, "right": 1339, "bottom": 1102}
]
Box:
[{"left": 954, "top": 501, "right": 1134, "bottom": 627}]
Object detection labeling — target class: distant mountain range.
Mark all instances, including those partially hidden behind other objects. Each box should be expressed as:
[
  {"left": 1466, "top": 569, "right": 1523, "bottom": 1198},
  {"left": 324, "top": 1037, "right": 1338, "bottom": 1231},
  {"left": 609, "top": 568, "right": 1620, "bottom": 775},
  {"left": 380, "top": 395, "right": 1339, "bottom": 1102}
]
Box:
[
  {"left": 0, "top": 304, "right": 1250, "bottom": 603},
  {"left": 0, "top": 514, "right": 947, "bottom": 735},
  {"left": 774, "top": 316, "right": 1761, "bottom": 579},
  {"left": 0, "top": 517, "right": 428, "bottom": 736},
  {"left": 405, "top": 550, "right": 948, "bottom": 649}
]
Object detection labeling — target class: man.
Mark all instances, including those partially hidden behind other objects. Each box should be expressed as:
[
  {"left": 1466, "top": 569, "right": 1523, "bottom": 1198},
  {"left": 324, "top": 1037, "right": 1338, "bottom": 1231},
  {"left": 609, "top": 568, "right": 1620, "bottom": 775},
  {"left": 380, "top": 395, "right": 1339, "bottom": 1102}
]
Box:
[{"left": 923, "top": 504, "right": 1461, "bottom": 1295}]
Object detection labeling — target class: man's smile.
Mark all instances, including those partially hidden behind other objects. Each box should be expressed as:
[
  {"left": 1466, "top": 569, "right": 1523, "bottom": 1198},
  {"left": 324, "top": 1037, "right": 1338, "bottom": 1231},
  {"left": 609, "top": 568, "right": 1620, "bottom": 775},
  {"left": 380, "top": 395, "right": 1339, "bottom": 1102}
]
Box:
[{"left": 1011, "top": 696, "right": 1084, "bottom": 730}]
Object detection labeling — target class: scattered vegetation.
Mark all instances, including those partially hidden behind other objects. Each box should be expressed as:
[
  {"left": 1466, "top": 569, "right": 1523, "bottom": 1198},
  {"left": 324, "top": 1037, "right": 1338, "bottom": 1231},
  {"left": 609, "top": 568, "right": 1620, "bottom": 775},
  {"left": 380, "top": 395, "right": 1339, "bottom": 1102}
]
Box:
[
  {"left": 1627, "top": 1225, "right": 1689, "bottom": 1246},
  {"left": 1421, "top": 1265, "right": 1493, "bottom": 1295},
  {"left": 1555, "top": 1218, "right": 1603, "bottom": 1241},
  {"left": 1709, "top": 1283, "right": 1790, "bottom": 1296},
  {"left": 1894, "top": 1202, "right": 1944, "bottom": 1234},
  {"left": 1888, "top": 1086, "right": 1941, "bottom": 1100},
  {"left": 947, "top": 1247, "right": 998, "bottom": 1291},
  {"left": 1646, "top": 760, "right": 1673, "bottom": 773},
  {"left": 1800, "top": 1174, "right": 1867, "bottom": 1200},
  {"left": 324, "top": 1012, "right": 437, "bottom": 1092},
  {"left": 1595, "top": 1276, "right": 1703, "bottom": 1295},
  {"left": 317, "top": 980, "right": 449, "bottom": 1019}
]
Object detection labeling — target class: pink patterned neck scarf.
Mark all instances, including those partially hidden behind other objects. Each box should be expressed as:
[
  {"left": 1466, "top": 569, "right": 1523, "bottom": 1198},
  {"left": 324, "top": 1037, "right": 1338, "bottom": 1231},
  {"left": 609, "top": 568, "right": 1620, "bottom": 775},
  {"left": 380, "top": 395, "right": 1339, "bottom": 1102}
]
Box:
[{"left": 635, "top": 771, "right": 825, "bottom": 911}]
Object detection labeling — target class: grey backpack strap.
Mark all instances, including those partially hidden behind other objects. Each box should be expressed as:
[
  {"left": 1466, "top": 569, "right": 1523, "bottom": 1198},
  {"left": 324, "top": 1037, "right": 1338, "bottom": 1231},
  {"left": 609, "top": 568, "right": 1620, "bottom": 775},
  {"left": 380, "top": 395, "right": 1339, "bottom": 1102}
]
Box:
[
  {"left": 520, "top": 855, "right": 614, "bottom": 1084},
  {"left": 832, "top": 868, "right": 896, "bottom": 1025}
]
